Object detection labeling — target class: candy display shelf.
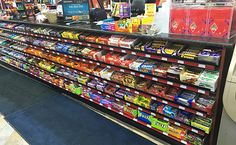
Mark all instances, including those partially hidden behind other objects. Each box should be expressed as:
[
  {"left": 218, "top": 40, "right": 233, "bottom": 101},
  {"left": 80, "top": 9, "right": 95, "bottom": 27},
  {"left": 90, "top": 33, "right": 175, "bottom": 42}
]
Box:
[
  {"left": 0, "top": 19, "right": 235, "bottom": 145},
  {"left": 0, "top": 46, "right": 206, "bottom": 137},
  {"left": 0, "top": 53, "right": 196, "bottom": 145},
  {"left": 0, "top": 40, "right": 211, "bottom": 119},
  {"left": 0, "top": 35, "right": 215, "bottom": 103},
  {"left": 0, "top": 27, "right": 220, "bottom": 71}
]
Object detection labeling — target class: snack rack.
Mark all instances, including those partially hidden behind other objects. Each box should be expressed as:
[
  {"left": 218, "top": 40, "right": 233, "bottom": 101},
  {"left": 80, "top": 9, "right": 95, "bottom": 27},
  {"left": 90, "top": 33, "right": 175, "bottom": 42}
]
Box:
[{"left": 0, "top": 19, "right": 234, "bottom": 145}]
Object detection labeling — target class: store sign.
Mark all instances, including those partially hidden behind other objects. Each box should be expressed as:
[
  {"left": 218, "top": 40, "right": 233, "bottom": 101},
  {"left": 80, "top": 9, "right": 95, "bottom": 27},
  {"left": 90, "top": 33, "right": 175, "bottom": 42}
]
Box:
[{"left": 62, "top": 0, "right": 90, "bottom": 20}]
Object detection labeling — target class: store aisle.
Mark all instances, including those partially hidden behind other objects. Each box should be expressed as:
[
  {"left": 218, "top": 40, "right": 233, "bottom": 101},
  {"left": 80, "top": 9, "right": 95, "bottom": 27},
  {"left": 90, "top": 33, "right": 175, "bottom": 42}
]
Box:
[{"left": 0, "top": 66, "right": 157, "bottom": 145}]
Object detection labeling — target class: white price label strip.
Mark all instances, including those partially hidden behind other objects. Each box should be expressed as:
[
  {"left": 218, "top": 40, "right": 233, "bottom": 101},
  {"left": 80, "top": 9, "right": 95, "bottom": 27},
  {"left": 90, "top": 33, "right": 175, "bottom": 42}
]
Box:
[
  {"left": 179, "top": 106, "right": 185, "bottom": 110},
  {"left": 131, "top": 52, "right": 136, "bottom": 55},
  {"left": 196, "top": 112, "right": 204, "bottom": 116},
  {"left": 180, "top": 85, "right": 187, "bottom": 89},
  {"left": 145, "top": 54, "right": 151, "bottom": 58},
  {"left": 174, "top": 122, "right": 180, "bottom": 126},
  {"left": 167, "top": 81, "right": 173, "bottom": 85},
  {"left": 131, "top": 72, "right": 135, "bottom": 75},
  {"left": 177, "top": 60, "right": 184, "bottom": 64},
  {"left": 198, "top": 64, "right": 206, "bottom": 68},
  {"left": 198, "top": 89, "right": 206, "bottom": 94},
  {"left": 161, "top": 57, "right": 167, "bottom": 61},
  {"left": 152, "top": 77, "right": 158, "bottom": 81}
]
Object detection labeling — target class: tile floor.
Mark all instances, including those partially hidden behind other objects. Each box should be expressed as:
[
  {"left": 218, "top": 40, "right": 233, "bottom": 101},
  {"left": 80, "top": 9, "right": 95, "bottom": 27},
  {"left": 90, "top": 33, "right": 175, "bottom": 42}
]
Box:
[{"left": 0, "top": 117, "right": 28, "bottom": 145}]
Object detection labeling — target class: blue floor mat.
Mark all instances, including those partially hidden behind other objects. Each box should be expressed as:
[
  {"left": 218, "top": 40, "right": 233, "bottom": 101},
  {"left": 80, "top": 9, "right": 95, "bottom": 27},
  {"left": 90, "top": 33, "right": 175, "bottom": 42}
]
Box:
[
  {"left": 6, "top": 95, "right": 156, "bottom": 145},
  {"left": 0, "top": 67, "right": 59, "bottom": 116},
  {"left": 0, "top": 66, "right": 156, "bottom": 145}
]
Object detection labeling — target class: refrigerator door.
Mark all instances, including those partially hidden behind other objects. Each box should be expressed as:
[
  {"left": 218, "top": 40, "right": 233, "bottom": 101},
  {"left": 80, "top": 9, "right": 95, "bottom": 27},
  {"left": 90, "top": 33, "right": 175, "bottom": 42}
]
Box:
[
  {"left": 223, "top": 82, "right": 236, "bottom": 123},
  {"left": 223, "top": 46, "right": 236, "bottom": 123}
]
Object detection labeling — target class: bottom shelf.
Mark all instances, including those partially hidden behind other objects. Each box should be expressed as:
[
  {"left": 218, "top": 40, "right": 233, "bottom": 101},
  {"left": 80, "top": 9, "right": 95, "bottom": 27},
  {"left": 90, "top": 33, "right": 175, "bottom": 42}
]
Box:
[{"left": 0, "top": 55, "right": 205, "bottom": 145}]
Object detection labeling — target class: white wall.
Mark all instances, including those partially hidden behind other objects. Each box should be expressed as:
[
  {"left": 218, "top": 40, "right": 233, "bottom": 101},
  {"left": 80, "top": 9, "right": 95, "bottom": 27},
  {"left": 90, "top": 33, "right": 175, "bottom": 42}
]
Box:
[{"left": 217, "top": 109, "right": 236, "bottom": 145}]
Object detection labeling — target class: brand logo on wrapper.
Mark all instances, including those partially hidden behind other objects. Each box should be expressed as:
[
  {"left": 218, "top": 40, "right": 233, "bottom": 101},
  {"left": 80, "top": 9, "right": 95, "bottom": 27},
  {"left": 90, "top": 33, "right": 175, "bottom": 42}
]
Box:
[
  {"left": 172, "top": 21, "right": 178, "bottom": 30},
  {"left": 190, "top": 22, "right": 197, "bottom": 32},
  {"left": 210, "top": 23, "right": 218, "bottom": 33}
]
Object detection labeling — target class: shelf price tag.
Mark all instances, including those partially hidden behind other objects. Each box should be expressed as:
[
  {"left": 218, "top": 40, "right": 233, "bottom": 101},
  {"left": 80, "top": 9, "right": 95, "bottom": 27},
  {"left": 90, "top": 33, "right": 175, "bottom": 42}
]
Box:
[
  {"left": 161, "top": 57, "right": 167, "bottom": 61},
  {"left": 133, "top": 118, "right": 138, "bottom": 122},
  {"left": 191, "top": 129, "right": 198, "bottom": 134},
  {"left": 181, "top": 140, "right": 187, "bottom": 145},
  {"left": 152, "top": 77, "right": 158, "bottom": 81},
  {"left": 177, "top": 60, "right": 184, "bottom": 64},
  {"left": 116, "top": 85, "right": 120, "bottom": 88},
  {"left": 121, "top": 50, "right": 126, "bottom": 53},
  {"left": 198, "top": 64, "right": 206, "bottom": 68},
  {"left": 163, "top": 132, "right": 168, "bottom": 136},
  {"left": 151, "top": 113, "right": 156, "bottom": 116},
  {"left": 163, "top": 118, "right": 169, "bottom": 122},
  {"left": 162, "top": 100, "right": 168, "bottom": 104},
  {"left": 179, "top": 106, "right": 185, "bottom": 110},
  {"left": 196, "top": 111, "right": 204, "bottom": 116},
  {"left": 87, "top": 43, "right": 91, "bottom": 46},
  {"left": 174, "top": 122, "right": 180, "bottom": 126},
  {"left": 145, "top": 54, "right": 151, "bottom": 58},
  {"left": 134, "top": 91, "right": 139, "bottom": 94},
  {"left": 180, "top": 85, "right": 187, "bottom": 89},
  {"left": 120, "top": 69, "right": 124, "bottom": 72},
  {"left": 125, "top": 88, "right": 130, "bottom": 91},
  {"left": 146, "top": 124, "right": 151, "bottom": 128},
  {"left": 198, "top": 89, "right": 206, "bottom": 94},
  {"left": 130, "top": 72, "right": 135, "bottom": 75},
  {"left": 140, "top": 74, "right": 145, "bottom": 78},
  {"left": 131, "top": 52, "right": 136, "bottom": 55},
  {"left": 151, "top": 97, "right": 157, "bottom": 100},
  {"left": 98, "top": 45, "right": 102, "bottom": 48},
  {"left": 109, "top": 47, "right": 114, "bottom": 51},
  {"left": 108, "top": 107, "right": 111, "bottom": 110},
  {"left": 167, "top": 81, "right": 173, "bottom": 85},
  {"left": 119, "top": 112, "right": 124, "bottom": 115}
]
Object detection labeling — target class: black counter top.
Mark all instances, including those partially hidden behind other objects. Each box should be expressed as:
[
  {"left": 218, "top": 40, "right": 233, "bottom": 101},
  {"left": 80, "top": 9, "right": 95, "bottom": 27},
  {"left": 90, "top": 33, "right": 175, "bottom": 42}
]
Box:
[{"left": 1, "top": 19, "right": 236, "bottom": 48}]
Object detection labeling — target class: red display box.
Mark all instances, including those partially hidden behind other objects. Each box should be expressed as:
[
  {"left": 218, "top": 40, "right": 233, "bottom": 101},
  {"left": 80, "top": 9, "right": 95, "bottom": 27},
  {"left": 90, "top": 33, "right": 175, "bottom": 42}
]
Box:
[{"left": 169, "top": 4, "right": 236, "bottom": 38}]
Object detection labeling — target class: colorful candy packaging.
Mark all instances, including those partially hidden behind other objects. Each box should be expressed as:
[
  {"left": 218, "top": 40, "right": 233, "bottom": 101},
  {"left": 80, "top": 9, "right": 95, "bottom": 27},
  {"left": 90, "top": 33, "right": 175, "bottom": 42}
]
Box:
[
  {"left": 163, "top": 105, "right": 178, "bottom": 119},
  {"left": 104, "top": 85, "right": 119, "bottom": 95},
  {"left": 195, "top": 70, "right": 219, "bottom": 92},
  {"left": 137, "top": 110, "right": 152, "bottom": 124},
  {"left": 186, "top": 132, "right": 204, "bottom": 145},
  {"left": 175, "top": 90, "right": 197, "bottom": 107},
  {"left": 123, "top": 105, "right": 138, "bottom": 118},
  {"left": 198, "top": 49, "right": 221, "bottom": 65},
  {"left": 168, "top": 125, "right": 187, "bottom": 140},
  {"left": 112, "top": 100, "right": 124, "bottom": 112},
  {"left": 115, "top": 89, "right": 127, "bottom": 99},
  {"left": 191, "top": 116, "right": 212, "bottom": 134},
  {"left": 192, "top": 95, "right": 215, "bottom": 114},
  {"left": 175, "top": 110, "right": 191, "bottom": 125},
  {"left": 134, "top": 95, "right": 151, "bottom": 109},
  {"left": 100, "top": 98, "right": 114, "bottom": 108},
  {"left": 90, "top": 93, "right": 104, "bottom": 102},
  {"left": 150, "top": 101, "right": 164, "bottom": 114},
  {"left": 150, "top": 117, "right": 169, "bottom": 132},
  {"left": 180, "top": 67, "right": 202, "bottom": 85}
]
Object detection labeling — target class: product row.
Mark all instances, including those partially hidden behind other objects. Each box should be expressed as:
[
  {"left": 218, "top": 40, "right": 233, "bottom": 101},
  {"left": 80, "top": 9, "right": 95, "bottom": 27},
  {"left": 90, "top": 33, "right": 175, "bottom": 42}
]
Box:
[
  {"left": 0, "top": 23, "right": 221, "bottom": 65},
  {"left": 0, "top": 32, "right": 220, "bottom": 92},
  {"left": 0, "top": 46, "right": 213, "bottom": 134},
  {"left": 0, "top": 43, "right": 216, "bottom": 115},
  {"left": 0, "top": 55, "right": 206, "bottom": 145}
]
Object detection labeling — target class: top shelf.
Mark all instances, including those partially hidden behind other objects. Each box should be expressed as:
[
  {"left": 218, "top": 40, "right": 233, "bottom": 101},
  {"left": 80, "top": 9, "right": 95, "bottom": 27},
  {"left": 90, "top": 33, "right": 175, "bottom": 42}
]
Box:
[{"left": 0, "top": 19, "right": 235, "bottom": 48}]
